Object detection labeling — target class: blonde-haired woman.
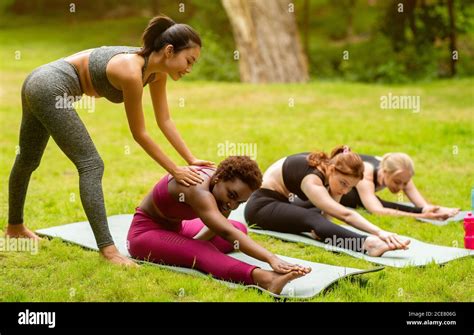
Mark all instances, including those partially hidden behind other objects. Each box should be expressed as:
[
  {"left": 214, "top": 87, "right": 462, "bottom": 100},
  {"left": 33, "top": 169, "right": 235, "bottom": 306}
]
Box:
[{"left": 337, "top": 153, "right": 460, "bottom": 220}]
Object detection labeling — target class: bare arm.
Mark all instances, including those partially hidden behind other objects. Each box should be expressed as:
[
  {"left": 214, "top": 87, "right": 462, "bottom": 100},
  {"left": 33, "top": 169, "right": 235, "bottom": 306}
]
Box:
[
  {"left": 121, "top": 71, "right": 178, "bottom": 174},
  {"left": 186, "top": 190, "right": 276, "bottom": 262},
  {"left": 301, "top": 175, "right": 382, "bottom": 235},
  {"left": 404, "top": 180, "right": 460, "bottom": 218},
  {"left": 403, "top": 180, "right": 429, "bottom": 208},
  {"left": 357, "top": 179, "right": 426, "bottom": 218},
  {"left": 149, "top": 75, "right": 196, "bottom": 164}
]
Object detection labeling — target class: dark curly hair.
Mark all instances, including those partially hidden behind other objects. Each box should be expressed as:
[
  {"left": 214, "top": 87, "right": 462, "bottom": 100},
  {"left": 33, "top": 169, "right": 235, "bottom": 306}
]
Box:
[{"left": 214, "top": 156, "right": 262, "bottom": 191}]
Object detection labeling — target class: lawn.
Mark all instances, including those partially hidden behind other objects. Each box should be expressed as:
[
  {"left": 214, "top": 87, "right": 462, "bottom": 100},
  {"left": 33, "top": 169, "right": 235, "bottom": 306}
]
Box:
[{"left": 0, "top": 16, "right": 473, "bottom": 302}]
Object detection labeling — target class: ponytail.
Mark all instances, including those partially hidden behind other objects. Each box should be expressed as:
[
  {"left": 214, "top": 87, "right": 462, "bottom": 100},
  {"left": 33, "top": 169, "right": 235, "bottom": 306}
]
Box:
[
  {"left": 138, "top": 15, "right": 201, "bottom": 57},
  {"left": 307, "top": 145, "right": 364, "bottom": 180}
]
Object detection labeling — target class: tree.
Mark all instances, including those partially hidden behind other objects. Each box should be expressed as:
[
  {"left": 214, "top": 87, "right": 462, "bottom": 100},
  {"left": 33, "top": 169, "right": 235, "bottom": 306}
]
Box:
[
  {"left": 221, "top": 0, "right": 309, "bottom": 83},
  {"left": 447, "top": 0, "right": 457, "bottom": 76}
]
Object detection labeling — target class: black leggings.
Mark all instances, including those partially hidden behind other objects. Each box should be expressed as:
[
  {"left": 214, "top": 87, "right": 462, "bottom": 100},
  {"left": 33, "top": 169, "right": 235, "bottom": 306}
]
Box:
[
  {"left": 340, "top": 189, "right": 423, "bottom": 213},
  {"left": 244, "top": 188, "right": 367, "bottom": 252}
]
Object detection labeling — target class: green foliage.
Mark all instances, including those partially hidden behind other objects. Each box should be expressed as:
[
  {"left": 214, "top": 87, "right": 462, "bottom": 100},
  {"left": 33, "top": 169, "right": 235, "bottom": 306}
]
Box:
[
  {"left": 2, "top": 0, "right": 473, "bottom": 82},
  {"left": 188, "top": 31, "right": 239, "bottom": 82},
  {"left": 306, "top": 0, "right": 474, "bottom": 82}
]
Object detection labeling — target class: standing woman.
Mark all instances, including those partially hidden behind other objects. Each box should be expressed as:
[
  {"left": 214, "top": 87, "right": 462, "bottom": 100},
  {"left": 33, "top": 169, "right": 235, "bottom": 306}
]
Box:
[{"left": 7, "top": 15, "right": 213, "bottom": 265}]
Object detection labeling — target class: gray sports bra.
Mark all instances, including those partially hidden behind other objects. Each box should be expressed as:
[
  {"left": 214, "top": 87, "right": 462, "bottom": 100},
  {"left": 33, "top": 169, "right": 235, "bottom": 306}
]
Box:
[{"left": 88, "top": 46, "right": 155, "bottom": 103}]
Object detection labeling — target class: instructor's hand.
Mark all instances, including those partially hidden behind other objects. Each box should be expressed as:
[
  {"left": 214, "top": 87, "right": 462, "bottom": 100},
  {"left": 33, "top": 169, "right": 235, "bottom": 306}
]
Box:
[
  {"left": 172, "top": 166, "right": 205, "bottom": 187},
  {"left": 189, "top": 158, "right": 216, "bottom": 168}
]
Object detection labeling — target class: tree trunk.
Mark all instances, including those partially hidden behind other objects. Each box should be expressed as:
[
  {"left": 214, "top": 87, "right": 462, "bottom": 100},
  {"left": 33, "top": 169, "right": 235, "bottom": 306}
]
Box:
[
  {"left": 303, "top": 0, "right": 310, "bottom": 59},
  {"left": 221, "top": 0, "right": 309, "bottom": 83},
  {"left": 346, "top": 0, "right": 356, "bottom": 39},
  {"left": 447, "top": 0, "right": 457, "bottom": 76}
]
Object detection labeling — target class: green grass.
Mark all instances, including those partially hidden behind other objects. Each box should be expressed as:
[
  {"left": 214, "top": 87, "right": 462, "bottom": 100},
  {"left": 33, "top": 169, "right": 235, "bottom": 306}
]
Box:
[{"left": 1, "top": 16, "right": 473, "bottom": 302}]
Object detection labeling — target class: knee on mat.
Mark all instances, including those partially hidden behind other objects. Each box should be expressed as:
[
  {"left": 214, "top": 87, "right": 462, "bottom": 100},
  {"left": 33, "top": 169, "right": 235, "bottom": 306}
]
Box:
[{"left": 228, "top": 220, "right": 248, "bottom": 235}]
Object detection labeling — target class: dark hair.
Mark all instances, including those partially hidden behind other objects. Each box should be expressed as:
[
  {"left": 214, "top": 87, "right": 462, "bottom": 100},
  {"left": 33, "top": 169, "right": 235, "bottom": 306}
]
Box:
[
  {"left": 307, "top": 145, "right": 364, "bottom": 180},
  {"left": 138, "top": 15, "right": 201, "bottom": 57},
  {"left": 214, "top": 156, "right": 263, "bottom": 191}
]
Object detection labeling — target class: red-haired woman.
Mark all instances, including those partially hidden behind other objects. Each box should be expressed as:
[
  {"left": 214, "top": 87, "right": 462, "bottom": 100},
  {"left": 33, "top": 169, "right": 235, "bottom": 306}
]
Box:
[{"left": 245, "top": 146, "right": 411, "bottom": 257}]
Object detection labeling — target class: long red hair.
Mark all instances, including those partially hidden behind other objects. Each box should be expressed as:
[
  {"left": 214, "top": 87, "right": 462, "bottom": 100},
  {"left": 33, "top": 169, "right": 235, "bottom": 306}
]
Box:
[{"left": 307, "top": 145, "right": 364, "bottom": 180}]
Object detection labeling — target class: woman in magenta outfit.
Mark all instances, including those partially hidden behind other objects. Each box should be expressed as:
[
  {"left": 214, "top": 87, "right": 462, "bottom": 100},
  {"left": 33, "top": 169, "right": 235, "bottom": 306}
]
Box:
[{"left": 127, "top": 156, "right": 311, "bottom": 295}]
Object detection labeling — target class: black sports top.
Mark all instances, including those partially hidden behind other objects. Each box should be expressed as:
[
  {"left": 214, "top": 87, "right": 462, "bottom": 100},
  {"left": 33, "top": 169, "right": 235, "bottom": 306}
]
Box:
[
  {"left": 359, "top": 154, "right": 381, "bottom": 188},
  {"left": 281, "top": 152, "right": 328, "bottom": 201}
]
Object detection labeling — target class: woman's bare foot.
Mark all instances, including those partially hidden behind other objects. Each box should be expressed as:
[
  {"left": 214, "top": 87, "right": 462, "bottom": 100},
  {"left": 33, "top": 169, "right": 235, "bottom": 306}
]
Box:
[
  {"left": 6, "top": 224, "right": 42, "bottom": 240},
  {"left": 100, "top": 245, "right": 138, "bottom": 267},
  {"left": 362, "top": 235, "right": 410, "bottom": 257},
  {"left": 251, "top": 268, "right": 307, "bottom": 295}
]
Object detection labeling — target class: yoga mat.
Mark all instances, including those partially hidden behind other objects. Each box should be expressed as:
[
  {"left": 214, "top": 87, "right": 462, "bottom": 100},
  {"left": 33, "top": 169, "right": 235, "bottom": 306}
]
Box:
[
  {"left": 36, "top": 214, "right": 383, "bottom": 300},
  {"left": 397, "top": 202, "right": 469, "bottom": 226},
  {"left": 229, "top": 204, "right": 474, "bottom": 268}
]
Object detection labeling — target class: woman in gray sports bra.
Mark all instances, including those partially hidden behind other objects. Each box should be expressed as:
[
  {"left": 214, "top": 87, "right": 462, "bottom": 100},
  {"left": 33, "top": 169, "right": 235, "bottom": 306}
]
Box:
[{"left": 6, "top": 15, "right": 213, "bottom": 265}]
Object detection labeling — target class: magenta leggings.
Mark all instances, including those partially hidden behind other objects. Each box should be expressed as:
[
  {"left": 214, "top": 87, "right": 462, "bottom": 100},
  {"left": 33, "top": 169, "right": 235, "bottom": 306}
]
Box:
[{"left": 127, "top": 208, "right": 258, "bottom": 285}]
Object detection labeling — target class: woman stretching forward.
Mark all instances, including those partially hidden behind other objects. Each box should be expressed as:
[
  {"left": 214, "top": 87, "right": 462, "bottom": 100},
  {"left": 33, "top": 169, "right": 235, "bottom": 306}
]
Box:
[
  {"left": 127, "top": 156, "right": 311, "bottom": 294},
  {"left": 339, "top": 153, "right": 460, "bottom": 220},
  {"left": 245, "top": 146, "right": 410, "bottom": 257}
]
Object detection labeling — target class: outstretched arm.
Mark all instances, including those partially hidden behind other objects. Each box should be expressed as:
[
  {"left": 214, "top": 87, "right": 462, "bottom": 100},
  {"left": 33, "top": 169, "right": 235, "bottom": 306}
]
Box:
[
  {"left": 149, "top": 74, "right": 213, "bottom": 167},
  {"left": 403, "top": 180, "right": 429, "bottom": 208},
  {"left": 121, "top": 71, "right": 205, "bottom": 186},
  {"left": 301, "top": 174, "right": 405, "bottom": 248},
  {"left": 403, "top": 180, "right": 460, "bottom": 218},
  {"left": 122, "top": 71, "right": 179, "bottom": 174},
  {"left": 301, "top": 175, "right": 381, "bottom": 234},
  {"left": 185, "top": 189, "right": 309, "bottom": 274},
  {"left": 356, "top": 179, "right": 426, "bottom": 217}
]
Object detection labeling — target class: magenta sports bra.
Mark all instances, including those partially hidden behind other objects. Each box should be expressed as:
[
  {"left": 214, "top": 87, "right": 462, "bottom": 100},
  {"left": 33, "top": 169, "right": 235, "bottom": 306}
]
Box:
[{"left": 152, "top": 167, "right": 215, "bottom": 221}]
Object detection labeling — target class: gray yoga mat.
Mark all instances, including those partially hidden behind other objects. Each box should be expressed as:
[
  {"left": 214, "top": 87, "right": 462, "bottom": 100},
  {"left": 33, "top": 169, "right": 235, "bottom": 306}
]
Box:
[
  {"left": 229, "top": 204, "right": 474, "bottom": 268},
  {"left": 36, "top": 214, "right": 383, "bottom": 299},
  {"left": 396, "top": 202, "right": 469, "bottom": 226}
]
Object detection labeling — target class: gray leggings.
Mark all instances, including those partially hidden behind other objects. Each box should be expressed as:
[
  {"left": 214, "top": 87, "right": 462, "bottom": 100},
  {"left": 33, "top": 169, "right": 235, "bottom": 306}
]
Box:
[{"left": 8, "top": 59, "right": 114, "bottom": 248}]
